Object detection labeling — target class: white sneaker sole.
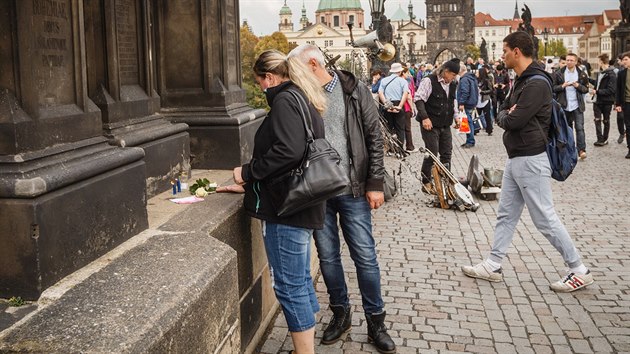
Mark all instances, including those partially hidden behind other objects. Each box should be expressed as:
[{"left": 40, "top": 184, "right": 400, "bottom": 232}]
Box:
[{"left": 461, "top": 266, "right": 503, "bottom": 282}]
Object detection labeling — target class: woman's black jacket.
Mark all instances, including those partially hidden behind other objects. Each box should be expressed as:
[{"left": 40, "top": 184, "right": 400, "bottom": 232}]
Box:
[{"left": 240, "top": 81, "right": 326, "bottom": 230}]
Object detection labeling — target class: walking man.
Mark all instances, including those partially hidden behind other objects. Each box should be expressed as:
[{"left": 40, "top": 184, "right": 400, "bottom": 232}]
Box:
[
  {"left": 288, "top": 45, "right": 396, "bottom": 354},
  {"left": 378, "top": 63, "right": 410, "bottom": 147},
  {"left": 462, "top": 31, "right": 594, "bottom": 292},
  {"left": 588, "top": 54, "right": 616, "bottom": 146},
  {"left": 457, "top": 63, "right": 479, "bottom": 148},
  {"left": 414, "top": 59, "right": 461, "bottom": 193},
  {"left": 553, "top": 53, "right": 590, "bottom": 159},
  {"left": 614, "top": 51, "right": 630, "bottom": 158}
]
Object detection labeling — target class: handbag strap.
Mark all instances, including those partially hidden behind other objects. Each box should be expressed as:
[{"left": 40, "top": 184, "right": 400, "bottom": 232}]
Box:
[{"left": 287, "top": 89, "right": 315, "bottom": 143}]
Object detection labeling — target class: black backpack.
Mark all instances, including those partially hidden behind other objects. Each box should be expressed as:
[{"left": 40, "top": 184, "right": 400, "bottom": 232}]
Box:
[{"left": 529, "top": 75, "right": 578, "bottom": 181}]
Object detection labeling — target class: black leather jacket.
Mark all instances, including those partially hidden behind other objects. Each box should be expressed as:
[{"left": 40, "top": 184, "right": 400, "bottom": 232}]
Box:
[
  {"left": 334, "top": 70, "right": 385, "bottom": 196},
  {"left": 552, "top": 66, "right": 590, "bottom": 112}
]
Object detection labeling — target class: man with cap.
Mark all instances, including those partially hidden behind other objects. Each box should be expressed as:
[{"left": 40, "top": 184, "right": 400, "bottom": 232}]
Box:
[
  {"left": 414, "top": 58, "right": 461, "bottom": 193},
  {"left": 378, "top": 63, "right": 410, "bottom": 147}
]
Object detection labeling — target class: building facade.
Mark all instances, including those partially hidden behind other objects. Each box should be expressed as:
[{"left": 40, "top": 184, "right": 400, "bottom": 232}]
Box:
[{"left": 474, "top": 8, "right": 621, "bottom": 72}]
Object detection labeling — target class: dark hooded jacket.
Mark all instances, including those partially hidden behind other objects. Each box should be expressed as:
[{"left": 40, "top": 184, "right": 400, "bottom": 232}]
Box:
[
  {"left": 333, "top": 70, "right": 385, "bottom": 196},
  {"left": 496, "top": 63, "right": 551, "bottom": 158},
  {"left": 240, "top": 81, "right": 325, "bottom": 230},
  {"left": 588, "top": 66, "right": 617, "bottom": 105}
]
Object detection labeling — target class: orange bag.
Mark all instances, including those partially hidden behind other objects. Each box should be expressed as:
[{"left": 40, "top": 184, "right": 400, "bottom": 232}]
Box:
[{"left": 458, "top": 112, "right": 471, "bottom": 134}]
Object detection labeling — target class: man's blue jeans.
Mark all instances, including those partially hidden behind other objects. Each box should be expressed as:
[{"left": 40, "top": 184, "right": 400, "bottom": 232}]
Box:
[
  {"left": 313, "top": 195, "right": 384, "bottom": 315},
  {"left": 464, "top": 108, "right": 476, "bottom": 145}
]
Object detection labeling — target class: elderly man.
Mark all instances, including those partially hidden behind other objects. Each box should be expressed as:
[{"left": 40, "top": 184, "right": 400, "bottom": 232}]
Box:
[
  {"left": 288, "top": 44, "right": 395, "bottom": 354},
  {"left": 414, "top": 59, "right": 461, "bottom": 193}
]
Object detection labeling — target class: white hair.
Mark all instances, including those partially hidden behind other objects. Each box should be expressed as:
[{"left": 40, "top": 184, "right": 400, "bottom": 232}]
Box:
[{"left": 288, "top": 44, "right": 326, "bottom": 67}]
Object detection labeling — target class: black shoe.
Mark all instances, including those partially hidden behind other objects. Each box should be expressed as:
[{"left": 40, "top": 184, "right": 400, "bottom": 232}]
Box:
[
  {"left": 461, "top": 143, "right": 474, "bottom": 149},
  {"left": 487, "top": 132, "right": 493, "bottom": 136},
  {"left": 321, "top": 304, "right": 352, "bottom": 345},
  {"left": 602, "top": 140, "right": 608, "bottom": 145},
  {"left": 619, "top": 134, "right": 625, "bottom": 144},
  {"left": 594, "top": 141, "right": 603, "bottom": 146},
  {"left": 626, "top": 150, "right": 630, "bottom": 159},
  {"left": 366, "top": 311, "right": 396, "bottom": 354}
]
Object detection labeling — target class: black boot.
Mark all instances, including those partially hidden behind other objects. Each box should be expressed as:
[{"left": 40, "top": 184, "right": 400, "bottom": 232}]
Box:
[
  {"left": 321, "top": 304, "right": 352, "bottom": 344},
  {"left": 366, "top": 311, "right": 396, "bottom": 353}
]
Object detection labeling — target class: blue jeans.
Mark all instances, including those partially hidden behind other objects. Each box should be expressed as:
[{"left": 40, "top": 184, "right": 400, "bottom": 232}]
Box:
[
  {"left": 565, "top": 109, "right": 586, "bottom": 151},
  {"left": 488, "top": 153, "right": 582, "bottom": 268},
  {"left": 313, "top": 195, "right": 384, "bottom": 315},
  {"left": 464, "top": 108, "right": 476, "bottom": 145},
  {"left": 262, "top": 221, "right": 319, "bottom": 332}
]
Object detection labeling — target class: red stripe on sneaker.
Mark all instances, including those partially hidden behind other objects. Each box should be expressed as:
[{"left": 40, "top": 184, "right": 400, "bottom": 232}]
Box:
[{"left": 572, "top": 275, "right": 584, "bottom": 286}]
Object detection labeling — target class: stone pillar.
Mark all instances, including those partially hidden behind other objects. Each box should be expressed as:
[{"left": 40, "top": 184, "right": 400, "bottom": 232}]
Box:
[
  {"left": 612, "top": 25, "right": 630, "bottom": 59},
  {"left": 153, "top": 0, "right": 266, "bottom": 169},
  {"left": 0, "top": 0, "right": 148, "bottom": 299},
  {"left": 83, "top": 0, "right": 190, "bottom": 197}
]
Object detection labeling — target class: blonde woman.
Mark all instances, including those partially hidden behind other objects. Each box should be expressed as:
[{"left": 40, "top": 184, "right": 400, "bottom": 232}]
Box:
[{"left": 227, "top": 50, "right": 326, "bottom": 354}]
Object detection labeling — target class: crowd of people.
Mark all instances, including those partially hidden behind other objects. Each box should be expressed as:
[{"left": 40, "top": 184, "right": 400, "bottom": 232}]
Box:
[
  {"left": 213, "top": 30, "right": 630, "bottom": 353},
  {"left": 371, "top": 49, "right": 630, "bottom": 161}
]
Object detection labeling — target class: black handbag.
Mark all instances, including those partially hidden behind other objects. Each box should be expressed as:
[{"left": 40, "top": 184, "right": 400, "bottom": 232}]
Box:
[{"left": 266, "top": 90, "right": 350, "bottom": 217}]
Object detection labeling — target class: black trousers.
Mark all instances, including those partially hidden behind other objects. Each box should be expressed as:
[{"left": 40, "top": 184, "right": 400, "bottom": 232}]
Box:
[
  {"left": 404, "top": 110, "right": 415, "bottom": 150},
  {"left": 621, "top": 103, "right": 630, "bottom": 148},
  {"left": 477, "top": 103, "right": 493, "bottom": 134},
  {"left": 617, "top": 110, "right": 625, "bottom": 136},
  {"left": 384, "top": 100, "right": 406, "bottom": 147},
  {"left": 420, "top": 126, "right": 452, "bottom": 184},
  {"left": 593, "top": 103, "right": 612, "bottom": 143}
]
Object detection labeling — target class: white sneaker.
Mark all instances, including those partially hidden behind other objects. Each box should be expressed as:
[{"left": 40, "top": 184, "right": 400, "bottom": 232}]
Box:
[
  {"left": 550, "top": 270, "right": 593, "bottom": 293},
  {"left": 461, "top": 262, "right": 503, "bottom": 282}
]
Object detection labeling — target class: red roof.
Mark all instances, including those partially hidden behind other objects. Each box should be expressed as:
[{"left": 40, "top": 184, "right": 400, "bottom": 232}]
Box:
[
  {"left": 475, "top": 11, "right": 620, "bottom": 37},
  {"left": 475, "top": 12, "right": 516, "bottom": 27},
  {"left": 605, "top": 9, "right": 622, "bottom": 21}
]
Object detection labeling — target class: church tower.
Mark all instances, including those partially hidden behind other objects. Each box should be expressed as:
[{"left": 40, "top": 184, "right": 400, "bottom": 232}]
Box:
[
  {"left": 299, "top": 1, "right": 310, "bottom": 29},
  {"left": 279, "top": 0, "right": 294, "bottom": 32},
  {"left": 425, "top": 0, "right": 475, "bottom": 63},
  {"left": 513, "top": 0, "right": 520, "bottom": 20}
]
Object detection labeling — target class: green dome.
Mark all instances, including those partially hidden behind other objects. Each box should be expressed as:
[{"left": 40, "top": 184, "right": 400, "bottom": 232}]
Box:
[
  {"left": 280, "top": 1, "right": 292, "bottom": 15},
  {"left": 390, "top": 5, "right": 408, "bottom": 21},
  {"left": 316, "top": 0, "right": 362, "bottom": 11}
]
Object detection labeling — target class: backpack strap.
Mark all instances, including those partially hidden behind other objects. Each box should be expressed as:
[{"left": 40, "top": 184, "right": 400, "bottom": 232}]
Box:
[{"left": 527, "top": 75, "right": 552, "bottom": 144}]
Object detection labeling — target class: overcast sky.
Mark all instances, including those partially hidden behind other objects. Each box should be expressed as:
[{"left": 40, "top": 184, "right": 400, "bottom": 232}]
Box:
[{"left": 240, "top": 0, "right": 621, "bottom": 35}]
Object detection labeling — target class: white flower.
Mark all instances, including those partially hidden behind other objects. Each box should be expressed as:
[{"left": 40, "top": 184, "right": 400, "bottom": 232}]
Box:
[{"left": 195, "top": 188, "right": 208, "bottom": 197}]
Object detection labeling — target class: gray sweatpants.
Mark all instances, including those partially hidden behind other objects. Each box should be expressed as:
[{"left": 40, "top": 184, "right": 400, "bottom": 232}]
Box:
[{"left": 488, "top": 152, "right": 583, "bottom": 268}]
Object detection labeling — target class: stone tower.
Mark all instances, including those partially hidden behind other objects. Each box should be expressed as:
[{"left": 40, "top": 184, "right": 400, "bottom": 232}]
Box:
[
  {"left": 425, "top": 0, "right": 475, "bottom": 64},
  {"left": 279, "top": 0, "right": 294, "bottom": 32},
  {"left": 300, "top": 1, "right": 310, "bottom": 29}
]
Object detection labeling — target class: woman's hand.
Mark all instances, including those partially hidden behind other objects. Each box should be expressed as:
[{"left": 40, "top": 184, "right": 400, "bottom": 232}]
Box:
[
  {"left": 216, "top": 184, "right": 245, "bottom": 193},
  {"left": 233, "top": 167, "right": 245, "bottom": 185}
]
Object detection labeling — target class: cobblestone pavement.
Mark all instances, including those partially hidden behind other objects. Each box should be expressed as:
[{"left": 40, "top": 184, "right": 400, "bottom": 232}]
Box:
[{"left": 258, "top": 107, "right": 630, "bottom": 354}]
